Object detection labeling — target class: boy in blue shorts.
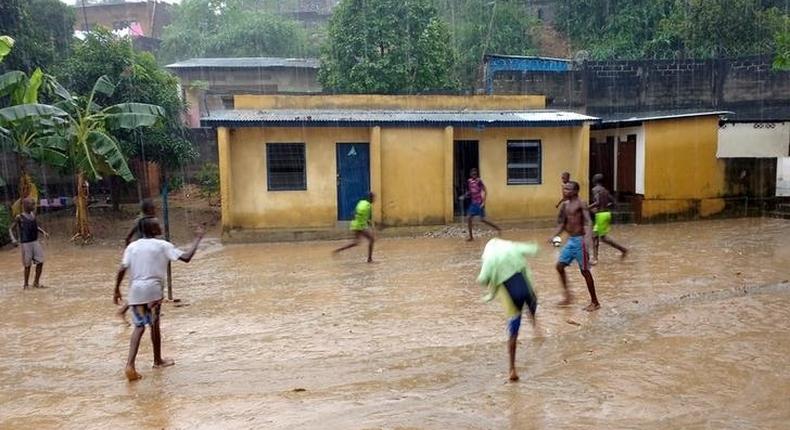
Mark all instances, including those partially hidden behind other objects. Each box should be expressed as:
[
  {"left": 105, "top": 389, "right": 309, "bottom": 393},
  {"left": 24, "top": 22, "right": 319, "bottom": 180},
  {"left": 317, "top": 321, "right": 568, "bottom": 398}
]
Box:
[
  {"left": 549, "top": 181, "right": 600, "bottom": 311},
  {"left": 478, "top": 238, "right": 539, "bottom": 382}
]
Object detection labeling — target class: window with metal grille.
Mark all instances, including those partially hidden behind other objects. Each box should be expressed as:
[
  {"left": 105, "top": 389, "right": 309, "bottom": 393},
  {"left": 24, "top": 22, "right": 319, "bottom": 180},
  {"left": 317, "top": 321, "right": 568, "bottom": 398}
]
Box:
[
  {"left": 266, "top": 143, "right": 306, "bottom": 191},
  {"left": 506, "top": 140, "right": 541, "bottom": 185}
]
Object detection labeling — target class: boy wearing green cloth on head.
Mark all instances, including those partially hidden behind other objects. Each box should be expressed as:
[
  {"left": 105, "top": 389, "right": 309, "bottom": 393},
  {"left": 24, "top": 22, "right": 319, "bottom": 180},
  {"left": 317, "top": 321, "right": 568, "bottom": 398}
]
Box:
[
  {"left": 333, "top": 193, "right": 375, "bottom": 263},
  {"left": 477, "top": 238, "right": 539, "bottom": 382}
]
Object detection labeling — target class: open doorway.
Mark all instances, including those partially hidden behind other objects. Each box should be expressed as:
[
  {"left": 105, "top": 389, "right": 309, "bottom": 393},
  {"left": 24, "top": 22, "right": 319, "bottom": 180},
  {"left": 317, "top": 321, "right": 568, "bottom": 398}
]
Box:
[{"left": 454, "top": 140, "right": 479, "bottom": 217}]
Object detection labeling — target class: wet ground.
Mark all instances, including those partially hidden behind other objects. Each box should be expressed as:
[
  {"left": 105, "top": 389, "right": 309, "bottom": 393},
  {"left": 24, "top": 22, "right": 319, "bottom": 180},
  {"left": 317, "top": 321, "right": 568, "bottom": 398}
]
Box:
[{"left": 1, "top": 218, "right": 789, "bottom": 429}]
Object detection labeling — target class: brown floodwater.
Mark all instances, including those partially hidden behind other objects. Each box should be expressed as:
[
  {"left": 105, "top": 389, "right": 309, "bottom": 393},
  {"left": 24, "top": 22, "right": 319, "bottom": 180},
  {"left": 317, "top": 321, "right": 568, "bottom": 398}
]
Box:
[{"left": 1, "top": 218, "right": 789, "bottom": 429}]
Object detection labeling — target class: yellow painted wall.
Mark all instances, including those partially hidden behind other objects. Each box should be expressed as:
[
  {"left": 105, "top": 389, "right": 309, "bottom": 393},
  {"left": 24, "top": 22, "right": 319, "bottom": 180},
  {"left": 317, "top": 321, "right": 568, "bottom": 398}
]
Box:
[
  {"left": 227, "top": 127, "right": 369, "bottom": 229},
  {"left": 234, "top": 94, "right": 545, "bottom": 110},
  {"left": 379, "top": 128, "right": 447, "bottom": 225},
  {"left": 454, "top": 126, "right": 587, "bottom": 221},
  {"left": 642, "top": 116, "right": 726, "bottom": 218}
]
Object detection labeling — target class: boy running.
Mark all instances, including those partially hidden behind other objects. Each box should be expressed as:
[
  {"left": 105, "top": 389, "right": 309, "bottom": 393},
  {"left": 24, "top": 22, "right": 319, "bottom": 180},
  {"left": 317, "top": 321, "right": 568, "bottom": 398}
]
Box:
[
  {"left": 114, "top": 218, "right": 203, "bottom": 381},
  {"left": 549, "top": 181, "right": 600, "bottom": 311},
  {"left": 9, "top": 198, "right": 49, "bottom": 289},
  {"left": 124, "top": 199, "right": 157, "bottom": 246},
  {"left": 466, "top": 168, "right": 500, "bottom": 241},
  {"left": 589, "top": 174, "right": 627, "bottom": 264},
  {"left": 333, "top": 193, "right": 375, "bottom": 263},
  {"left": 477, "top": 238, "right": 539, "bottom": 382}
]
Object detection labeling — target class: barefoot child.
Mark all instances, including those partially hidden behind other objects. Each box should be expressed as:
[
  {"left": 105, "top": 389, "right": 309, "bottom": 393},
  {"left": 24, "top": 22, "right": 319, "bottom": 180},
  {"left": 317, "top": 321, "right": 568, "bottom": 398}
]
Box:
[
  {"left": 9, "top": 198, "right": 49, "bottom": 289},
  {"left": 466, "top": 168, "right": 500, "bottom": 241},
  {"left": 114, "top": 218, "right": 203, "bottom": 381},
  {"left": 549, "top": 181, "right": 600, "bottom": 311},
  {"left": 333, "top": 192, "right": 375, "bottom": 262},
  {"left": 589, "top": 174, "right": 627, "bottom": 264},
  {"left": 477, "top": 238, "right": 539, "bottom": 382},
  {"left": 118, "top": 199, "right": 159, "bottom": 322}
]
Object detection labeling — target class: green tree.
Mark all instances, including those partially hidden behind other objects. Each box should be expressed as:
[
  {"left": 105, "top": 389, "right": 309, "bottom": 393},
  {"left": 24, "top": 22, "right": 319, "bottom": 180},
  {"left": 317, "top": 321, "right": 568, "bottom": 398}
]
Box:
[
  {"left": 556, "top": 0, "right": 787, "bottom": 59},
  {"left": 0, "top": 0, "right": 75, "bottom": 72},
  {"left": 52, "top": 76, "right": 164, "bottom": 241},
  {"left": 160, "top": 0, "right": 313, "bottom": 64},
  {"left": 434, "top": 0, "right": 540, "bottom": 89},
  {"left": 319, "top": 0, "right": 458, "bottom": 93},
  {"left": 60, "top": 29, "right": 198, "bottom": 208}
]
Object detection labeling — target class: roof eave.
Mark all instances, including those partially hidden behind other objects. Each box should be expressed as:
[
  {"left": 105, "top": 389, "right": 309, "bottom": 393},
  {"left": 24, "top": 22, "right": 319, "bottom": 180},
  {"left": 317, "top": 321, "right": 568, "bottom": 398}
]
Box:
[{"left": 200, "top": 119, "right": 596, "bottom": 128}]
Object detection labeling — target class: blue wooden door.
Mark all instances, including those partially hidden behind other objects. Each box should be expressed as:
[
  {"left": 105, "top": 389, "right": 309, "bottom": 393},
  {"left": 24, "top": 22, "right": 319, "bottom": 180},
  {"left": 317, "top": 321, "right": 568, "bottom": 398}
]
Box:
[{"left": 336, "top": 143, "right": 370, "bottom": 220}]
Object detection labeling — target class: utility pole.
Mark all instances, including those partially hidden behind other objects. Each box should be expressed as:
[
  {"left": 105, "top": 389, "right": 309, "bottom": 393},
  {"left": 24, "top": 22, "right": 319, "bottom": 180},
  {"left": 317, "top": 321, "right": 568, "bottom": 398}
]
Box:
[{"left": 80, "top": 0, "right": 90, "bottom": 32}]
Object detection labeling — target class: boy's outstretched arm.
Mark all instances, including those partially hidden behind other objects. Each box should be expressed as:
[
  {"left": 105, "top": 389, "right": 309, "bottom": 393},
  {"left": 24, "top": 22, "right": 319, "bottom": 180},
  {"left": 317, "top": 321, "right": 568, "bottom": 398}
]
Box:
[{"left": 178, "top": 227, "right": 205, "bottom": 263}]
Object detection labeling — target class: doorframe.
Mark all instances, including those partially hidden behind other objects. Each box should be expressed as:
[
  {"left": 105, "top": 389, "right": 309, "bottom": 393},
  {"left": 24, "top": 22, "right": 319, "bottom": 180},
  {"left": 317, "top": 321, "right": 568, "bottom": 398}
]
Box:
[{"left": 453, "top": 140, "right": 480, "bottom": 218}]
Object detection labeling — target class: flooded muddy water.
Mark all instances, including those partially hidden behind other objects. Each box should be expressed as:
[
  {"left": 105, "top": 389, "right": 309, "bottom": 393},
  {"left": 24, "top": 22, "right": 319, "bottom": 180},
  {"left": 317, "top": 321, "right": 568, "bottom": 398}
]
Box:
[{"left": 1, "top": 218, "right": 789, "bottom": 429}]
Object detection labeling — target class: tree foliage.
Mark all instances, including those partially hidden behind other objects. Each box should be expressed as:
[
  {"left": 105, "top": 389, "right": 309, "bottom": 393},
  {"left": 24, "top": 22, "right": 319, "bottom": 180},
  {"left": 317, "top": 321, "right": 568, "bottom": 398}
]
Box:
[
  {"left": 319, "top": 0, "right": 458, "bottom": 93},
  {"left": 556, "top": 0, "right": 788, "bottom": 59},
  {"left": 434, "top": 0, "right": 540, "bottom": 89},
  {"left": 59, "top": 29, "right": 197, "bottom": 171},
  {"left": 160, "top": 0, "right": 313, "bottom": 64},
  {"left": 0, "top": 0, "right": 74, "bottom": 72}
]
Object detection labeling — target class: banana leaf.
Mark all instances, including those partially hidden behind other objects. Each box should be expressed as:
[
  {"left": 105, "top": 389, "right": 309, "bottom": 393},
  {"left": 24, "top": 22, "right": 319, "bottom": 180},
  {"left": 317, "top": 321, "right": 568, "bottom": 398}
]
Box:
[{"left": 86, "top": 130, "right": 134, "bottom": 182}]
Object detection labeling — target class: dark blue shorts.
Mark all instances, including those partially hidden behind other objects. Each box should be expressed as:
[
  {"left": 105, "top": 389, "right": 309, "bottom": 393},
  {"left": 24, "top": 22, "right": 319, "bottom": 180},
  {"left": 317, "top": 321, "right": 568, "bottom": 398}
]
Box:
[
  {"left": 503, "top": 272, "right": 537, "bottom": 337},
  {"left": 468, "top": 203, "right": 486, "bottom": 218}
]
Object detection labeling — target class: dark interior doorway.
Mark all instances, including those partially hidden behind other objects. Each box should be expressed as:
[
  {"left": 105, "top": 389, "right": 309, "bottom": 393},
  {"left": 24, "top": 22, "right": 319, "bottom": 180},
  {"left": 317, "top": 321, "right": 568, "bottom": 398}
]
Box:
[
  {"left": 589, "top": 136, "right": 615, "bottom": 195},
  {"left": 454, "top": 140, "right": 479, "bottom": 216}
]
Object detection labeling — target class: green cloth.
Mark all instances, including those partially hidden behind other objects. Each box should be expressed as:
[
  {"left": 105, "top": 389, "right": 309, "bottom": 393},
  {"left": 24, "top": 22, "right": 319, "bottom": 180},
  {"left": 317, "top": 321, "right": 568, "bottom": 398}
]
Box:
[
  {"left": 477, "top": 238, "right": 538, "bottom": 305},
  {"left": 350, "top": 199, "right": 372, "bottom": 231}
]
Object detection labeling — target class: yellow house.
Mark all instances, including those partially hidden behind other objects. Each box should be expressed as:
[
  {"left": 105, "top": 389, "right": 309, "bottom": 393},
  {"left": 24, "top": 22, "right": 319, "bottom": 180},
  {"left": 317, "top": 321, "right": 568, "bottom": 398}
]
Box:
[
  {"left": 589, "top": 111, "right": 730, "bottom": 221},
  {"left": 201, "top": 95, "right": 598, "bottom": 240}
]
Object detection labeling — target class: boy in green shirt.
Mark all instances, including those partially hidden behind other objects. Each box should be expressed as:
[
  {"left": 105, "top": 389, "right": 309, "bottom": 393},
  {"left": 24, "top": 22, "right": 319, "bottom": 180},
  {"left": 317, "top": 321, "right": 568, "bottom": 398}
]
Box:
[
  {"left": 333, "top": 193, "right": 375, "bottom": 263},
  {"left": 477, "top": 238, "right": 539, "bottom": 382}
]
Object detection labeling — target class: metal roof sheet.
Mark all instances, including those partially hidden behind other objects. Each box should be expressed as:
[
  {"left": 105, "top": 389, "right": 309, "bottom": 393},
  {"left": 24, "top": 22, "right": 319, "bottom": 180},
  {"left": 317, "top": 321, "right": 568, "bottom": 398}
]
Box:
[
  {"left": 166, "top": 57, "right": 320, "bottom": 70},
  {"left": 597, "top": 110, "right": 733, "bottom": 124},
  {"left": 200, "top": 109, "right": 599, "bottom": 128}
]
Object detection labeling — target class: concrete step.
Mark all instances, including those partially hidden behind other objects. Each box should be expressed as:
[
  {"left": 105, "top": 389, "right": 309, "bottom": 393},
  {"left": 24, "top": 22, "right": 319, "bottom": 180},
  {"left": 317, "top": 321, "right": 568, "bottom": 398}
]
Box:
[{"left": 765, "top": 211, "right": 790, "bottom": 220}]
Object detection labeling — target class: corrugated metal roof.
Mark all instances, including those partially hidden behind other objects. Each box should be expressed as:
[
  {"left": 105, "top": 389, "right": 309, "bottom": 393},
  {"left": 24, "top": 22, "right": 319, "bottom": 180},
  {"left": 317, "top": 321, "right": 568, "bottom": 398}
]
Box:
[
  {"left": 166, "top": 57, "right": 320, "bottom": 70},
  {"left": 597, "top": 110, "right": 732, "bottom": 124},
  {"left": 201, "top": 109, "right": 599, "bottom": 128}
]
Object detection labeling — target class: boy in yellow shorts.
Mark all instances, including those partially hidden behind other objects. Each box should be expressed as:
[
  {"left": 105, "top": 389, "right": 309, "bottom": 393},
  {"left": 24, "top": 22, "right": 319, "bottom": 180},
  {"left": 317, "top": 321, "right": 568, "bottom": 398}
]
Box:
[{"left": 589, "top": 174, "right": 627, "bottom": 264}]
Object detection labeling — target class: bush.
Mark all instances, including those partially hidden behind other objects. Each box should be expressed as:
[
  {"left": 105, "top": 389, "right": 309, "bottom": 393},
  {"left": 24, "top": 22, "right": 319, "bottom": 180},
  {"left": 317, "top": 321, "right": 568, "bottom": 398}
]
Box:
[{"left": 196, "top": 162, "right": 220, "bottom": 205}]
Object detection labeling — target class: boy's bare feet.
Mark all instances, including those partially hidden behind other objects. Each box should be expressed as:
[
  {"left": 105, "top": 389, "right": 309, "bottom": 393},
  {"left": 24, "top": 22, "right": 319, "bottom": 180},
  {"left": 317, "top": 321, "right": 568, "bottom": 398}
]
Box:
[
  {"left": 508, "top": 369, "right": 520, "bottom": 382},
  {"left": 584, "top": 302, "right": 601, "bottom": 312},
  {"left": 590, "top": 258, "right": 598, "bottom": 266},
  {"left": 22, "top": 284, "right": 29, "bottom": 289},
  {"left": 125, "top": 367, "right": 142, "bottom": 381},
  {"left": 153, "top": 358, "right": 175, "bottom": 369},
  {"left": 558, "top": 294, "right": 574, "bottom": 306},
  {"left": 621, "top": 249, "right": 628, "bottom": 260},
  {"left": 466, "top": 237, "right": 474, "bottom": 242}
]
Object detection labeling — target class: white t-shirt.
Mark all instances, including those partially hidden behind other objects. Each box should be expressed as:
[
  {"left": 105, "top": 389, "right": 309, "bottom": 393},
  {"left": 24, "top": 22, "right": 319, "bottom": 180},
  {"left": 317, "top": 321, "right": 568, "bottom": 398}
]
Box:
[{"left": 122, "top": 238, "right": 184, "bottom": 305}]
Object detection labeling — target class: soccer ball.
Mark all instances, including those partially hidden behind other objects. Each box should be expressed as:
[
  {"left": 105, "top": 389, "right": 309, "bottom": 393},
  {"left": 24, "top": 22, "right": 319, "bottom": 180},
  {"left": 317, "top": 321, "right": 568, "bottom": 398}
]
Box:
[{"left": 552, "top": 236, "right": 562, "bottom": 247}]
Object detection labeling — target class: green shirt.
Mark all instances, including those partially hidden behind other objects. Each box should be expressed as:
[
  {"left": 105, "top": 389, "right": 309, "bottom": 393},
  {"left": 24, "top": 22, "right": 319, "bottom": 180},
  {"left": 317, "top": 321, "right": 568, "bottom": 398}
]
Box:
[
  {"left": 477, "top": 238, "right": 538, "bottom": 303},
  {"left": 350, "top": 199, "right": 372, "bottom": 231}
]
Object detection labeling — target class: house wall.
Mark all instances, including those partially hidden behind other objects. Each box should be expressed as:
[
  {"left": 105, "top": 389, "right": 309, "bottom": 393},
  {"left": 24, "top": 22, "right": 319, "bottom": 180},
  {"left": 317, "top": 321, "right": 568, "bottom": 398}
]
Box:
[
  {"left": 379, "top": 128, "right": 447, "bottom": 226},
  {"left": 219, "top": 122, "right": 589, "bottom": 232},
  {"left": 455, "top": 126, "right": 589, "bottom": 220},
  {"left": 224, "top": 127, "right": 368, "bottom": 229},
  {"left": 642, "top": 116, "right": 727, "bottom": 219}
]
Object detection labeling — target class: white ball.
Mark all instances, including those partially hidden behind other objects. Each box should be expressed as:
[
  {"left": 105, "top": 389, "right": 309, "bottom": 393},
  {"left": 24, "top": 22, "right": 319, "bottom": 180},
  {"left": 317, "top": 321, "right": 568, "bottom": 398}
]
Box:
[{"left": 552, "top": 236, "right": 562, "bottom": 247}]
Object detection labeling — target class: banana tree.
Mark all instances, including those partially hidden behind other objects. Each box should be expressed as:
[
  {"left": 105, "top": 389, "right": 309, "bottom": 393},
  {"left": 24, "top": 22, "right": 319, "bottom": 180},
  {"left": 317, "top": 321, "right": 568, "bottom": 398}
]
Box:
[
  {"left": 0, "top": 68, "right": 70, "bottom": 215},
  {"left": 52, "top": 75, "right": 164, "bottom": 242},
  {"left": 0, "top": 35, "right": 13, "bottom": 192}
]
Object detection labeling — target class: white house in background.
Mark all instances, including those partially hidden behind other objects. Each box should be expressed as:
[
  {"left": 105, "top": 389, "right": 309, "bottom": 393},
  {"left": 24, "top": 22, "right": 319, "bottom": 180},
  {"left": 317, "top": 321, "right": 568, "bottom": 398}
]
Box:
[{"left": 717, "top": 120, "right": 790, "bottom": 197}]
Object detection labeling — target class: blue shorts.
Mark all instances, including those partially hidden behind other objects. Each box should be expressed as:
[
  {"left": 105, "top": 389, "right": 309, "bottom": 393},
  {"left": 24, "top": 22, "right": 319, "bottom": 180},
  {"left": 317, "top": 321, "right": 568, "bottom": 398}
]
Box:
[
  {"left": 468, "top": 203, "right": 486, "bottom": 218},
  {"left": 503, "top": 272, "right": 537, "bottom": 337},
  {"left": 130, "top": 302, "right": 161, "bottom": 327},
  {"left": 558, "top": 235, "right": 590, "bottom": 271}
]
